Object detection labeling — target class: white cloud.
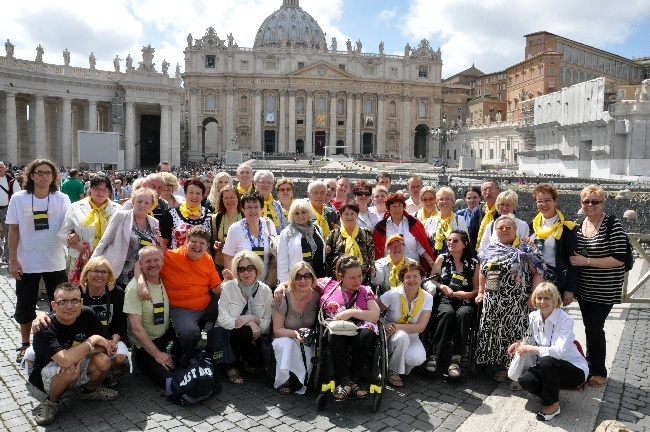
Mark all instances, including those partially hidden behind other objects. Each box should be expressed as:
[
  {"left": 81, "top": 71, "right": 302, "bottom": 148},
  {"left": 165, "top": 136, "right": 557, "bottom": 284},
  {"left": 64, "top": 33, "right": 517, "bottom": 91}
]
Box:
[
  {"left": 402, "top": 0, "right": 650, "bottom": 78},
  {"left": 376, "top": 7, "right": 397, "bottom": 25}
]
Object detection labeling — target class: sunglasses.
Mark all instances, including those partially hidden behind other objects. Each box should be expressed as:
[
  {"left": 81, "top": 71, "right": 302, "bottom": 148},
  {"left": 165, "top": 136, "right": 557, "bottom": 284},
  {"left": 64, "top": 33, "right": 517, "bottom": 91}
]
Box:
[
  {"left": 237, "top": 265, "right": 256, "bottom": 273},
  {"left": 354, "top": 191, "right": 372, "bottom": 197},
  {"left": 582, "top": 200, "right": 601, "bottom": 206},
  {"left": 496, "top": 226, "right": 514, "bottom": 231},
  {"left": 295, "top": 272, "right": 314, "bottom": 281},
  {"left": 446, "top": 238, "right": 462, "bottom": 244}
]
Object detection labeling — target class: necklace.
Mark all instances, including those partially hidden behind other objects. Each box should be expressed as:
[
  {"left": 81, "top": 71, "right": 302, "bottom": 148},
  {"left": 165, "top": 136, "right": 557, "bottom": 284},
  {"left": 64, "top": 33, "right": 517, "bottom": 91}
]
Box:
[{"left": 583, "top": 213, "right": 604, "bottom": 238}]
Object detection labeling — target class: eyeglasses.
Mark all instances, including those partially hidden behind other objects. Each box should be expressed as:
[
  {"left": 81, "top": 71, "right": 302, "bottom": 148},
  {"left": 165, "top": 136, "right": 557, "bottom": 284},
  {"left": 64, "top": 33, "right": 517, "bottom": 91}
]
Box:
[
  {"left": 34, "top": 171, "right": 53, "bottom": 177},
  {"left": 295, "top": 272, "right": 314, "bottom": 281},
  {"left": 582, "top": 200, "right": 601, "bottom": 206},
  {"left": 278, "top": 188, "right": 293, "bottom": 193},
  {"left": 255, "top": 180, "right": 273, "bottom": 186},
  {"left": 91, "top": 187, "right": 109, "bottom": 193},
  {"left": 447, "top": 238, "right": 462, "bottom": 244},
  {"left": 237, "top": 265, "right": 256, "bottom": 273},
  {"left": 354, "top": 191, "right": 372, "bottom": 197},
  {"left": 89, "top": 269, "right": 109, "bottom": 275},
  {"left": 243, "top": 206, "right": 261, "bottom": 211},
  {"left": 535, "top": 199, "right": 554, "bottom": 204},
  {"left": 496, "top": 226, "right": 514, "bottom": 231},
  {"left": 55, "top": 299, "right": 82, "bottom": 306}
]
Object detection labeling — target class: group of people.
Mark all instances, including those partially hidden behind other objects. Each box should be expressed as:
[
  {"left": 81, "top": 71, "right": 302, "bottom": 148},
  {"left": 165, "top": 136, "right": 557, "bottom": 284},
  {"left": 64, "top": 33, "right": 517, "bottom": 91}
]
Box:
[{"left": 3, "top": 158, "right": 627, "bottom": 425}]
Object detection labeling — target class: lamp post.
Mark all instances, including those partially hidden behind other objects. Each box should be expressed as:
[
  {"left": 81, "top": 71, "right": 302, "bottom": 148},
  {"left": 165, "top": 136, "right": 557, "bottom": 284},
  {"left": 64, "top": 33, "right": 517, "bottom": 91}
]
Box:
[{"left": 431, "top": 119, "right": 459, "bottom": 166}]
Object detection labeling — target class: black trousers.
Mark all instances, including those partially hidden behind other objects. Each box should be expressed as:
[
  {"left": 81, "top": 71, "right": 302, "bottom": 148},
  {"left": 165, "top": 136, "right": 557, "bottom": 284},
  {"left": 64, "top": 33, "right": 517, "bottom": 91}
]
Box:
[
  {"left": 427, "top": 302, "right": 475, "bottom": 357},
  {"left": 133, "top": 326, "right": 179, "bottom": 388},
  {"left": 14, "top": 270, "right": 67, "bottom": 324},
  {"left": 519, "top": 356, "right": 586, "bottom": 406},
  {"left": 230, "top": 326, "right": 264, "bottom": 367},
  {"left": 577, "top": 298, "right": 613, "bottom": 377},
  {"left": 329, "top": 329, "right": 376, "bottom": 382}
]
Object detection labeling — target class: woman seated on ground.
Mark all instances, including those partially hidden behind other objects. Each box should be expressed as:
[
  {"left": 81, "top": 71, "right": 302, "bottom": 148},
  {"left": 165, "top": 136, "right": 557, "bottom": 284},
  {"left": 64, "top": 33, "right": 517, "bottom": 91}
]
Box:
[
  {"left": 509, "top": 282, "right": 588, "bottom": 422},
  {"left": 271, "top": 261, "right": 321, "bottom": 394},
  {"left": 29, "top": 257, "right": 129, "bottom": 388},
  {"left": 424, "top": 230, "right": 478, "bottom": 379},
  {"left": 277, "top": 200, "right": 326, "bottom": 284},
  {"left": 217, "top": 251, "right": 272, "bottom": 385},
  {"left": 476, "top": 215, "right": 545, "bottom": 387},
  {"left": 319, "top": 256, "right": 380, "bottom": 400},
  {"left": 377, "top": 262, "right": 433, "bottom": 388}
]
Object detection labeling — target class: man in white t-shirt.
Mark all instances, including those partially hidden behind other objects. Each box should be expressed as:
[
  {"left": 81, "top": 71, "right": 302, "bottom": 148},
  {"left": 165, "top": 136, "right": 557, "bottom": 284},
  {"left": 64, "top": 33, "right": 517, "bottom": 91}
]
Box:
[
  {"left": 7, "top": 159, "right": 70, "bottom": 363},
  {"left": 0, "top": 161, "right": 21, "bottom": 263},
  {"left": 405, "top": 175, "right": 423, "bottom": 215}
]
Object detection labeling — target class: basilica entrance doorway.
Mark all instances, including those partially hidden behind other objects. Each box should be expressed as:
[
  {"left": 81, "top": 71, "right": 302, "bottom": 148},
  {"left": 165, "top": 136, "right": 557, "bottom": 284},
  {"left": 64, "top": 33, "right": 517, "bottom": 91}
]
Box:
[
  {"left": 296, "top": 139, "right": 304, "bottom": 154},
  {"left": 314, "top": 131, "right": 326, "bottom": 156},
  {"left": 414, "top": 124, "right": 429, "bottom": 159},
  {"left": 336, "top": 140, "right": 345, "bottom": 155},
  {"left": 140, "top": 115, "right": 160, "bottom": 168},
  {"left": 264, "top": 130, "right": 276, "bottom": 153},
  {"left": 362, "top": 133, "right": 374, "bottom": 154}
]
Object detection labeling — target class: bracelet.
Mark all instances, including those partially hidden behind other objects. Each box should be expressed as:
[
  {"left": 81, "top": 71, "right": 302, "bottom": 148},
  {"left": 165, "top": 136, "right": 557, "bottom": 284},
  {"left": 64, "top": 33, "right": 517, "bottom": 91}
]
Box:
[
  {"left": 587, "top": 257, "right": 591, "bottom": 267},
  {"left": 85, "top": 341, "right": 93, "bottom": 354}
]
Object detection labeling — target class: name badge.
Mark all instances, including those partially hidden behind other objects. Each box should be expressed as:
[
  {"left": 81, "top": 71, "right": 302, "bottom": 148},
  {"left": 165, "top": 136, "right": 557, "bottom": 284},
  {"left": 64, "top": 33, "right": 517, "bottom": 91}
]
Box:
[
  {"left": 139, "top": 239, "right": 152, "bottom": 249},
  {"left": 152, "top": 302, "right": 165, "bottom": 325},
  {"left": 251, "top": 246, "right": 264, "bottom": 257},
  {"left": 33, "top": 210, "right": 49, "bottom": 231},
  {"left": 485, "top": 263, "right": 501, "bottom": 293},
  {"left": 448, "top": 271, "right": 465, "bottom": 291}
]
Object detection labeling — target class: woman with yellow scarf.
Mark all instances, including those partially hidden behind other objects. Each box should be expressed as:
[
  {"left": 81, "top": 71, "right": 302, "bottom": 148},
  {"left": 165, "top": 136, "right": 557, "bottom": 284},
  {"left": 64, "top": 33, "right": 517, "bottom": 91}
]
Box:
[
  {"left": 529, "top": 184, "right": 578, "bottom": 306},
  {"left": 415, "top": 186, "right": 437, "bottom": 224},
  {"left": 425, "top": 187, "right": 468, "bottom": 256},
  {"left": 377, "top": 262, "right": 433, "bottom": 387},
  {"left": 325, "top": 202, "right": 375, "bottom": 282},
  {"left": 58, "top": 175, "right": 122, "bottom": 272},
  {"left": 159, "top": 178, "right": 212, "bottom": 251}
]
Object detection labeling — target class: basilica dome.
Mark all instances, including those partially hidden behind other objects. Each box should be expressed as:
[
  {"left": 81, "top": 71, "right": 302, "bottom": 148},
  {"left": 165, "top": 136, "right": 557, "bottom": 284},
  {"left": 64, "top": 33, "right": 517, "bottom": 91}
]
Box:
[{"left": 254, "top": 0, "right": 325, "bottom": 49}]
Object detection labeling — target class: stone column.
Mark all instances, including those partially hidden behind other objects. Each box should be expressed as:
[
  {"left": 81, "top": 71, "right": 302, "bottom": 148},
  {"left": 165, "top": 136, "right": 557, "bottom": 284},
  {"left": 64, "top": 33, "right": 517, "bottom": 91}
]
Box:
[
  {"left": 160, "top": 104, "right": 170, "bottom": 162},
  {"left": 61, "top": 97, "right": 72, "bottom": 167},
  {"left": 377, "top": 94, "right": 387, "bottom": 155},
  {"left": 171, "top": 105, "right": 181, "bottom": 166},
  {"left": 401, "top": 95, "right": 412, "bottom": 158},
  {"left": 34, "top": 95, "right": 46, "bottom": 158},
  {"left": 253, "top": 90, "right": 262, "bottom": 152},
  {"left": 125, "top": 101, "right": 136, "bottom": 169},
  {"left": 288, "top": 90, "right": 296, "bottom": 153},
  {"left": 305, "top": 91, "right": 314, "bottom": 154},
  {"left": 5, "top": 92, "right": 18, "bottom": 164},
  {"left": 329, "top": 92, "right": 337, "bottom": 153},
  {"left": 225, "top": 89, "right": 235, "bottom": 154},
  {"left": 87, "top": 100, "right": 97, "bottom": 131},
  {"left": 188, "top": 88, "right": 200, "bottom": 154},
  {"left": 354, "top": 94, "right": 362, "bottom": 153},
  {"left": 278, "top": 90, "right": 287, "bottom": 153},
  {"left": 345, "top": 92, "right": 353, "bottom": 152}
]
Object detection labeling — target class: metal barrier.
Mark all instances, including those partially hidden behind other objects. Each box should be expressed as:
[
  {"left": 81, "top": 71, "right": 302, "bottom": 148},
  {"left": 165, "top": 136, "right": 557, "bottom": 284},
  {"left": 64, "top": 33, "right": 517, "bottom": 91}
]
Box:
[{"left": 623, "top": 233, "right": 650, "bottom": 303}]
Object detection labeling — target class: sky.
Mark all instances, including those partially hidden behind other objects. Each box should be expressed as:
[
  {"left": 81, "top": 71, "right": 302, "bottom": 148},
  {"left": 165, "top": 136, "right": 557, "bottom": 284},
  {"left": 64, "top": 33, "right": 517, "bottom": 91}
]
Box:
[{"left": 2, "top": 0, "right": 650, "bottom": 79}]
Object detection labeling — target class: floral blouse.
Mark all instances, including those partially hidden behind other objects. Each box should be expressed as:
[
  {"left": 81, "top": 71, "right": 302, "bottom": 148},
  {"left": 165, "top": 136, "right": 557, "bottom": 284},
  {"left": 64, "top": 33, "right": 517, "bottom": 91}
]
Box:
[
  {"left": 317, "top": 277, "right": 378, "bottom": 335},
  {"left": 438, "top": 253, "right": 478, "bottom": 307}
]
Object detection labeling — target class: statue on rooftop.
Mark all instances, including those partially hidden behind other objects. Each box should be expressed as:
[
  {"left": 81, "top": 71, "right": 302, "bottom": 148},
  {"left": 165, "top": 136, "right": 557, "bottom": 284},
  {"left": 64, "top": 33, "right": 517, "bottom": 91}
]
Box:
[
  {"left": 5, "top": 39, "right": 14, "bottom": 57},
  {"left": 404, "top": 42, "right": 411, "bottom": 56},
  {"left": 187, "top": 33, "right": 193, "bottom": 48},
  {"left": 162, "top": 59, "right": 169, "bottom": 75},
  {"left": 63, "top": 48, "right": 70, "bottom": 66},
  {"left": 113, "top": 55, "right": 122, "bottom": 72},
  {"left": 126, "top": 54, "right": 133, "bottom": 70},
  {"left": 175, "top": 63, "right": 181, "bottom": 78},
  {"left": 379, "top": 41, "right": 384, "bottom": 55},
  {"left": 331, "top": 37, "right": 337, "bottom": 52},
  {"left": 356, "top": 39, "right": 362, "bottom": 53},
  {"left": 89, "top": 52, "right": 96, "bottom": 69},
  {"left": 227, "top": 33, "right": 234, "bottom": 48},
  {"left": 35, "top": 44, "right": 44, "bottom": 62},
  {"left": 346, "top": 39, "right": 352, "bottom": 53}
]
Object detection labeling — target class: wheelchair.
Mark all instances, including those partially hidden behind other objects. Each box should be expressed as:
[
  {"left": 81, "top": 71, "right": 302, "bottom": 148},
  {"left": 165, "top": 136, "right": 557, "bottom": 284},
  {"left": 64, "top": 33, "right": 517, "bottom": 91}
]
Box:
[
  {"left": 420, "top": 276, "right": 483, "bottom": 378},
  {"left": 312, "top": 310, "right": 388, "bottom": 412}
]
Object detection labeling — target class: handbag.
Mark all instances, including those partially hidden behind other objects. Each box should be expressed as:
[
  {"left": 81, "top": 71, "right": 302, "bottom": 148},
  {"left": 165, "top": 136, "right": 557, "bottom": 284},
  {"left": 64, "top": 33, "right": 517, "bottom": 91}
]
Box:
[
  {"left": 68, "top": 243, "right": 91, "bottom": 285},
  {"left": 264, "top": 218, "right": 278, "bottom": 289},
  {"left": 323, "top": 319, "right": 358, "bottom": 336},
  {"left": 165, "top": 351, "right": 218, "bottom": 405},
  {"left": 508, "top": 318, "right": 536, "bottom": 381},
  {"left": 205, "top": 326, "right": 237, "bottom": 366}
]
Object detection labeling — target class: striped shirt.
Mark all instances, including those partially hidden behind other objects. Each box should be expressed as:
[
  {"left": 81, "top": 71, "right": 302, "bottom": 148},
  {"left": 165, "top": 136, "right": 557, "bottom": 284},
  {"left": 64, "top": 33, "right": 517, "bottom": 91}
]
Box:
[{"left": 576, "top": 215, "right": 626, "bottom": 304}]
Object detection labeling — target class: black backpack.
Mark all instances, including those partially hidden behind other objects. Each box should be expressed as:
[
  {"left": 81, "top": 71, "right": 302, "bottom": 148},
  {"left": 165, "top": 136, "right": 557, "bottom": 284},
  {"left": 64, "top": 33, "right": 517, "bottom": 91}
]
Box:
[
  {"left": 605, "top": 216, "right": 634, "bottom": 272},
  {"left": 165, "top": 351, "right": 219, "bottom": 405}
]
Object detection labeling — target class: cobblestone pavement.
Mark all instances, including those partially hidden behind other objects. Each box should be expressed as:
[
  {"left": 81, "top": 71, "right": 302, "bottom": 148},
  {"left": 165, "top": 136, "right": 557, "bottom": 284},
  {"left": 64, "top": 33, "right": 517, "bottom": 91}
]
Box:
[{"left": 0, "top": 260, "right": 648, "bottom": 431}]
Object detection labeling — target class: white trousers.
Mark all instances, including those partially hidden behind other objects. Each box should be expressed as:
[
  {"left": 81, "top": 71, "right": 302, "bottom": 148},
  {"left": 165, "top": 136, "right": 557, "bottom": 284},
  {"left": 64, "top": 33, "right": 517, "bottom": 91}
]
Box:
[
  {"left": 387, "top": 330, "right": 426, "bottom": 375},
  {"left": 272, "top": 337, "right": 314, "bottom": 394}
]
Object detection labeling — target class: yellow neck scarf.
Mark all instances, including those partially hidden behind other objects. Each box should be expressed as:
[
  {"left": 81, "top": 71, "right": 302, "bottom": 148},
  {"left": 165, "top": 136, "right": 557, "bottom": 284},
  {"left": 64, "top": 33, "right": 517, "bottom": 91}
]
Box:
[
  {"left": 339, "top": 224, "right": 363, "bottom": 263},
  {"left": 417, "top": 206, "right": 437, "bottom": 223},
  {"left": 387, "top": 255, "right": 405, "bottom": 289},
  {"left": 532, "top": 210, "right": 577, "bottom": 240},
  {"left": 513, "top": 235, "right": 520, "bottom": 247},
  {"left": 179, "top": 201, "right": 201, "bottom": 218},
  {"left": 476, "top": 203, "right": 497, "bottom": 250},
  {"left": 398, "top": 288, "right": 425, "bottom": 324},
  {"left": 236, "top": 182, "right": 251, "bottom": 196},
  {"left": 82, "top": 198, "right": 109, "bottom": 248},
  {"left": 310, "top": 203, "right": 330, "bottom": 238},
  {"left": 263, "top": 195, "right": 281, "bottom": 227},
  {"left": 434, "top": 213, "right": 454, "bottom": 251}
]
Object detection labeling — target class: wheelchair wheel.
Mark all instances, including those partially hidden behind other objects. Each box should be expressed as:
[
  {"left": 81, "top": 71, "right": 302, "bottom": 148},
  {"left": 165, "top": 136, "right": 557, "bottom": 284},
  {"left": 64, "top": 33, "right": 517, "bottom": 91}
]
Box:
[
  {"left": 316, "top": 393, "right": 327, "bottom": 411},
  {"left": 313, "top": 323, "right": 326, "bottom": 392},
  {"left": 372, "top": 394, "right": 381, "bottom": 413}
]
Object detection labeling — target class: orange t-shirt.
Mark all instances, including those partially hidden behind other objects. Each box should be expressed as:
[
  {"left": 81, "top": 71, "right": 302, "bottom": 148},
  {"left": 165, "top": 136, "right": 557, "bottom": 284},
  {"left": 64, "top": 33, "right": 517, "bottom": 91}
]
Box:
[{"left": 161, "top": 246, "right": 221, "bottom": 310}]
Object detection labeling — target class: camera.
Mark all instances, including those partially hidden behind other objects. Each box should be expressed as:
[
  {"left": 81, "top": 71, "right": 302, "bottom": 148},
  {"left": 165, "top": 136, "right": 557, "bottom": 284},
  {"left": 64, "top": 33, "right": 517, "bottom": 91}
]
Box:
[{"left": 298, "top": 328, "right": 317, "bottom": 347}]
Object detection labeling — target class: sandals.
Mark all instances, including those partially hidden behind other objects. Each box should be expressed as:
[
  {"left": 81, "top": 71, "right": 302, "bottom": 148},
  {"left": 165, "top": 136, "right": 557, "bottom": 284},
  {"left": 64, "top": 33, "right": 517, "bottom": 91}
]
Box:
[
  {"left": 588, "top": 376, "right": 608, "bottom": 387},
  {"left": 509, "top": 380, "right": 522, "bottom": 391},
  {"left": 349, "top": 383, "right": 368, "bottom": 399},
  {"left": 226, "top": 368, "right": 244, "bottom": 384},
  {"left": 493, "top": 369, "right": 508, "bottom": 382},
  {"left": 243, "top": 362, "right": 256, "bottom": 373},
  {"left": 448, "top": 357, "right": 462, "bottom": 379},
  {"left": 278, "top": 380, "right": 291, "bottom": 395},
  {"left": 424, "top": 355, "right": 438, "bottom": 374},
  {"left": 387, "top": 371, "right": 403, "bottom": 388},
  {"left": 333, "top": 384, "right": 350, "bottom": 400},
  {"left": 16, "top": 343, "right": 30, "bottom": 363}
]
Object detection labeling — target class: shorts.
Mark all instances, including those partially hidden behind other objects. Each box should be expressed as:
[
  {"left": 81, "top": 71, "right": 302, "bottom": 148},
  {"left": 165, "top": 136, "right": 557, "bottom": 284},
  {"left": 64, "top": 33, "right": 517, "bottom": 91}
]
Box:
[{"left": 41, "top": 357, "right": 91, "bottom": 394}]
